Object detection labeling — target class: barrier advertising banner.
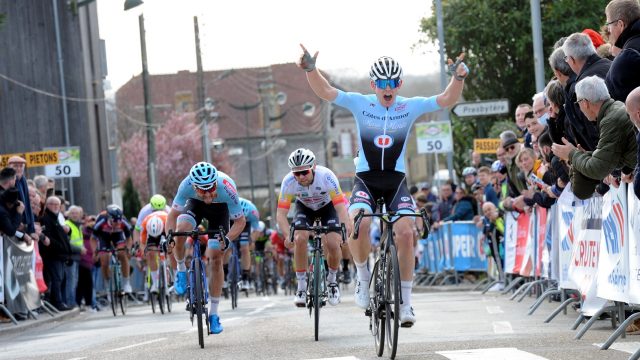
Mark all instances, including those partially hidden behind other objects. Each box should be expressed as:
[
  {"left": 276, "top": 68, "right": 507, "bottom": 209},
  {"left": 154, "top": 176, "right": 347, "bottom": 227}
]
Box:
[
  {"left": 450, "top": 221, "right": 487, "bottom": 272},
  {"left": 519, "top": 212, "right": 535, "bottom": 277},
  {"left": 596, "top": 183, "right": 629, "bottom": 303},
  {"left": 441, "top": 222, "right": 453, "bottom": 270},
  {"left": 504, "top": 212, "right": 519, "bottom": 274},
  {"left": 557, "top": 184, "right": 579, "bottom": 290},
  {"left": 569, "top": 195, "right": 607, "bottom": 316},
  {"left": 627, "top": 190, "right": 640, "bottom": 304},
  {"left": 535, "top": 207, "right": 548, "bottom": 277},
  {"left": 513, "top": 212, "right": 531, "bottom": 275},
  {"left": 548, "top": 205, "right": 560, "bottom": 281},
  {"left": 3, "top": 236, "right": 41, "bottom": 314}
]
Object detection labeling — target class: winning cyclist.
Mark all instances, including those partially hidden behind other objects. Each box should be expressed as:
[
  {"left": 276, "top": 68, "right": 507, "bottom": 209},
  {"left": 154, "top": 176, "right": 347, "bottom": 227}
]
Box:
[
  {"left": 139, "top": 210, "right": 168, "bottom": 293},
  {"left": 166, "top": 162, "right": 246, "bottom": 334},
  {"left": 298, "top": 44, "right": 468, "bottom": 326},
  {"left": 92, "top": 205, "right": 134, "bottom": 293},
  {"left": 276, "top": 148, "right": 351, "bottom": 307}
]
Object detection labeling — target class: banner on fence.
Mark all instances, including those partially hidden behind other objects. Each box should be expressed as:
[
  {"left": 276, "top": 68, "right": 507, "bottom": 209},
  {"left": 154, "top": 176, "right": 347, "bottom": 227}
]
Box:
[
  {"left": 549, "top": 205, "right": 560, "bottom": 281},
  {"left": 450, "top": 221, "right": 487, "bottom": 271},
  {"left": 627, "top": 189, "right": 640, "bottom": 304},
  {"left": 504, "top": 211, "right": 519, "bottom": 274},
  {"left": 441, "top": 223, "right": 453, "bottom": 270},
  {"left": 2, "top": 236, "right": 41, "bottom": 314},
  {"left": 535, "top": 207, "right": 548, "bottom": 277},
  {"left": 557, "top": 183, "right": 579, "bottom": 289},
  {"left": 596, "top": 183, "right": 629, "bottom": 303},
  {"left": 569, "top": 195, "right": 607, "bottom": 316},
  {"left": 512, "top": 212, "right": 530, "bottom": 275}
]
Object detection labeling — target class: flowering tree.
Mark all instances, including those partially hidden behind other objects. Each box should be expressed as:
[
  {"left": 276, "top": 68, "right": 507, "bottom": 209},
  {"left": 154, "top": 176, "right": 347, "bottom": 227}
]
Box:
[{"left": 119, "top": 112, "right": 232, "bottom": 204}]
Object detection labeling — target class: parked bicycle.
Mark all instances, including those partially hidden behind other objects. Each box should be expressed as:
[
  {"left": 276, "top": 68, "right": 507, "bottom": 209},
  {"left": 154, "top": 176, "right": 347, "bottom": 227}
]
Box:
[
  {"left": 353, "top": 199, "right": 429, "bottom": 359},
  {"left": 289, "top": 220, "right": 346, "bottom": 341},
  {"left": 168, "top": 227, "right": 229, "bottom": 349}
]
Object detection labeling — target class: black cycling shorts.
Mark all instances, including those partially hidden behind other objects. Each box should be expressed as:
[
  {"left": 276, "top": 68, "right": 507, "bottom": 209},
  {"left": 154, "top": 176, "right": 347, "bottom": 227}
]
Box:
[
  {"left": 182, "top": 199, "right": 230, "bottom": 233},
  {"left": 349, "top": 170, "right": 415, "bottom": 213},
  {"left": 293, "top": 201, "right": 339, "bottom": 230}
]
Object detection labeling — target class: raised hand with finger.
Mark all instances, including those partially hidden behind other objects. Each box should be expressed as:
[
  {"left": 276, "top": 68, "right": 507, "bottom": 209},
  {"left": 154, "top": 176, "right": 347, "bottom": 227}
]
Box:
[
  {"left": 447, "top": 52, "right": 469, "bottom": 81},
  {"left": 298, "top": 44, "right": 318, "bottom": 73}
]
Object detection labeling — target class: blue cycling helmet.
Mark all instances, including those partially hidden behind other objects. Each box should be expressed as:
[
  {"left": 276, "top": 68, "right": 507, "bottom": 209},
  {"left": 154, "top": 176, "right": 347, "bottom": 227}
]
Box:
[
  {"left": 189, "top": 162, "right": 218, "bottom": 190},
  {"left": 106, "top": 204, "right": 123, "bottom": 221}
]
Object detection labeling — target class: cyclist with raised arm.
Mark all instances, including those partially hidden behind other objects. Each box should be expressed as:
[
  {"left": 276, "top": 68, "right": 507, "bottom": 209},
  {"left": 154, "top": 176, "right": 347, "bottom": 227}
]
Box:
[
  {"left": 139, "top": 210, "right": 168, "bottom": 293},
  {"left": 92, "top": 205, "right": 134, "bottom": 293},
  {"left": 277, "top": 148, "right": 351, "bottom": 307},
  {"left": 298, "top": 44, "right": 468, "bottom": 326},
  {"left": 166, "top": 162, "right": 246, "bottom": 334}
]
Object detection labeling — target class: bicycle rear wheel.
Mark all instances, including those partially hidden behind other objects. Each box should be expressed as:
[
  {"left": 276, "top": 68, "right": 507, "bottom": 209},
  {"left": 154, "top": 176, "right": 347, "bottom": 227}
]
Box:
[
  {"left": 194, "top": 259, "right": 205, "bottom": 348},
  {"left": 165, "top": 265, "right": 173, "bottom": 313},
  {"left": 370, "top": 258, "right": 385, "bottom": 356},
  {"left": 385, "top": 244, "right": 400, "bottom": 359},
  {"left": 313, "top": 253, "right": 321, "bottom": 341}
]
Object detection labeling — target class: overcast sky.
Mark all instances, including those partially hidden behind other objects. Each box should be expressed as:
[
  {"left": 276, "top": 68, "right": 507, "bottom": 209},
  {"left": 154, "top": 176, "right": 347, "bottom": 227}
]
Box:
[{"left": 97, "top": 0, "right": 442, "bottom": 94}]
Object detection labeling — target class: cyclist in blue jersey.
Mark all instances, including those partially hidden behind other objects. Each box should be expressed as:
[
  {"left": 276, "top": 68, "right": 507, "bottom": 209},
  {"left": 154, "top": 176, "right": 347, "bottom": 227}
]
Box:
[
  {"left": 298, "top": 44, "right": 468, "bottom": 327},
  {"left": 236, "top": 197, "right": 260, "bottom": 290},
  {"left": 165, "top": 162, "right": 246, "bottom": 334}
]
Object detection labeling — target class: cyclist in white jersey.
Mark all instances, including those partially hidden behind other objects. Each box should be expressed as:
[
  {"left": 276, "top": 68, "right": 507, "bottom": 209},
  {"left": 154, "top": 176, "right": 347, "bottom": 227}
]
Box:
[
  {"left": 276, "top": 148, "right": 352, "bottom": 307},
  {"left": 298, "top": 44, "right": 468, "bottom": 326}
]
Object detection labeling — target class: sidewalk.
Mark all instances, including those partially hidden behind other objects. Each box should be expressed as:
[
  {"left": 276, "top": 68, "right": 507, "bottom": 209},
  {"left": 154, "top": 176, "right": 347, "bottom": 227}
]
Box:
[{"left": 0, "top": 307, "right": 81, "bottom": 336}]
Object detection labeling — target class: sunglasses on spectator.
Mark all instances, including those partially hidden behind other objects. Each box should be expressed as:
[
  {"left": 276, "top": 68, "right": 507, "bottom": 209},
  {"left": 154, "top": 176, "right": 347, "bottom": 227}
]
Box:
[
  {"left": 293, "top": 169, "right": 311, "bottom": 177},
  {"left": 375, "top": 79, "right": 400, "bottom": 89},
  {"left": 505, "top": 145, "right": 516, "bottom": 152},
  {"left": 194, "top": 183, "right": 217, "bottom": 194}
]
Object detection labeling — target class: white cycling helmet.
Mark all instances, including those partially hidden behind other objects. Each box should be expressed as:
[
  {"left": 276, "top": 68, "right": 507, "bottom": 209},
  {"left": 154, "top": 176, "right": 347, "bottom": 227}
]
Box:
[
  {"left": 257, "top": 221, "right": 266, "bottom": 232},
  {"left": 369, "top": 56, "right": 403, "bottom": 81},
  {"left": 146, "top": 216, "right": 164, "bottom": 238},
  {"left": 189, "top": 162, "right": 218, "bottom": 190},
  {"left": 462, "top": 167, "right": 477, "bottom": 177},
  {"left": 288, "top": 148, "right": 315, "bottom": 170}
]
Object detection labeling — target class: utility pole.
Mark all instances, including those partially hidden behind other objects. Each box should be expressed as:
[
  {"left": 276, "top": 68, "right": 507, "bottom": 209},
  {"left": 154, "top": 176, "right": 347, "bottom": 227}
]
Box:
[
  {"left": 258, "top": 67, "right": 278, "bottom": 228},
  {"left": 194, "top": 16, "right": 210, "bottom": 163},
  {"left": 435, "top": 0, "right": 455, "bottom": 183},
  {"left": 139, "top": 14, "right": 156, "bottom": 196},
  {"left": 530, "top": 0, "right": 545, "bottom": 92}
]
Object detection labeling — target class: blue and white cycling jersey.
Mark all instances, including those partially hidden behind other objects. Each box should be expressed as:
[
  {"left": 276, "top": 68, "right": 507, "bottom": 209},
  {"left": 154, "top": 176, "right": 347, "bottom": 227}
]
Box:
[
  {"left": 239, "top": 197, "right": 260, "bottom": 231},
  {"left": 333, "top": 90, "right": 440, "bottom": 173},
  {"left": 171, "top": 171, "right": 243, "bottom": 220}
]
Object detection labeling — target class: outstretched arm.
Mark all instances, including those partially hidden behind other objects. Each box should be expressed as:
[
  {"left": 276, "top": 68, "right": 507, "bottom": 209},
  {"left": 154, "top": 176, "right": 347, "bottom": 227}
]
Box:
[
  {"left": 436, "top": 53, "right": 468, "bottom": 108},
  {"left": 298, "top": 44, "right": 338, "bottom": 102}
]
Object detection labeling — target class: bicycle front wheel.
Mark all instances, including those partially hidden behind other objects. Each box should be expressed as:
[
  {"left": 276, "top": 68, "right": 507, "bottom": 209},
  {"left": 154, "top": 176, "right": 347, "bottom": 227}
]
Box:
[
  {"left": 158, "top": 263, "right": 165, "bottom": 315},
  {"left": 109, "top": 270, "right": 117, "bottom": 317},
  {"left": 385, "top": 244, "right": 400, "bottom": 359},
  {"left": 229, "top": 255, "right": 238, "bottom": 309},
  {"left": 370, "top": 258, "right": 385, "bottom": 356},
  {"left": 194, "top": 259, "right": 205, "bottom": 348},
  {"left": 313, "top": 253, "right": 322, "bottom": 341}
]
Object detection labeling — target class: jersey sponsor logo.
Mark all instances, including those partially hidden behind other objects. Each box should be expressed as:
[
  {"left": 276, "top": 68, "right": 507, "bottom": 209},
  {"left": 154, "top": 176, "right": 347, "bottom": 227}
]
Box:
[
  {"left": 394, "top": 103, "right": 407, "bottom": 112},
  {"left": 398, "top": 203, "right": 414, "bottom": 209},
  {"left": 355, "top": 191, "right": 370, "bottom": 199},
  {"left": 326, "top": 174, "right": 338, "bottom": 189},
  {"left": 400, "top": 196, "right": 411, "bottom": 202},
  {"left": 374, "top": 135, "right": 393, "bottom": 148},
  {"left": 223, "top": 178, "right": 238, "bottom": 201}
]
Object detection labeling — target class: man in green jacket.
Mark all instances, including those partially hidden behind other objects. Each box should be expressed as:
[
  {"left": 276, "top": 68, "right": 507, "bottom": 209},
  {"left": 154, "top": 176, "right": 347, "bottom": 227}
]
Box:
[{"left": 552, "top": 75, "right": 638, "bottom": 199}]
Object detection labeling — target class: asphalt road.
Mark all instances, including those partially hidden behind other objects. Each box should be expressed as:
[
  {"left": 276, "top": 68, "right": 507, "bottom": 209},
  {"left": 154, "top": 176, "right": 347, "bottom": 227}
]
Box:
[{"left": 1, "top": 285, "right": 638, "bottom": 360}]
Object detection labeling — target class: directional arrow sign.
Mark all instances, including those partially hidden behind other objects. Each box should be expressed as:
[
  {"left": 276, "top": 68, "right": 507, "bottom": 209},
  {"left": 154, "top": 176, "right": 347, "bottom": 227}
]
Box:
[{"left": 451, "top": 99, "right": 510, "bottom": 117}]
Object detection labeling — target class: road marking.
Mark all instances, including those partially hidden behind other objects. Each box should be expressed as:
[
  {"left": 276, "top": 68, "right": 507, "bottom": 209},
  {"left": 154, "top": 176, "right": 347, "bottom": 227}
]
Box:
[
  {"left": 305, "top": 357, "right": 360, "bottom": 360},
  {"left": 65, "top": 357, "right": 87, "bottom": 360},
  {"left": 492, "top": 321, "right": 513, "bottom": 334},
  {"left": 437, "top": 347, "right": 549, "bottom": 359},
  {"left": 486, "top": 306, "right": 503, "bottom": 314},
  {"left": 594, "top": 342, "right": 640, "bottom": 354},
  {"left": 247, "top": 302, "right": 275, "bottom": 316},
  {"left": 107, "top": 338, "right": 167, "bottom": 352}
]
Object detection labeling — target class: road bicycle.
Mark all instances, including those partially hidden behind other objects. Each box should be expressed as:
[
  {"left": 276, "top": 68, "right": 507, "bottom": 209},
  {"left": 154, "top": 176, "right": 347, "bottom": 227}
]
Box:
[
  {"left": 144, "top": 236, "right": 173, "bottom": 314},
  {"left": 353, "top": 199, "right": 429, "bottom": 359},
  {"left": 107, "top": 247, "right": 128, "bottom": 317},
  {"left": 289, "top": 220, "right": 346, "bottom": 341},
  {"left": 168, "top": 227, "right": 229, "bottom": 349}
]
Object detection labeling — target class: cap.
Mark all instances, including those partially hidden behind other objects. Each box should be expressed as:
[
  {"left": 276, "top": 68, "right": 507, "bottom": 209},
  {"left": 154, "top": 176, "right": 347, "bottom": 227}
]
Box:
[
  {"left": 7, "top": 156, "right": 26, "bottom": 165},
  {"left": 500, "top": 130, "right": 519, "bottom": 149},
  {"left": 582, "top": 29, "right": 605, "bottom": 49}
]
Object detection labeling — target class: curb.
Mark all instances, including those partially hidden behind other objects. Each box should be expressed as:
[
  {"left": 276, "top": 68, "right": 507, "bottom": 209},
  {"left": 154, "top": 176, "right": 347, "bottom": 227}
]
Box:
[{"left": 0, "top": 307, "right": 81, "bottom": 336}]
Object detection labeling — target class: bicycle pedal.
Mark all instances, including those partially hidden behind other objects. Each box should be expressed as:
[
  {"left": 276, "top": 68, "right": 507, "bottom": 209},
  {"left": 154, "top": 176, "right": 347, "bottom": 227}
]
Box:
[
  {"left": 364, "top": 308, "right": 372, "bottom": 317},
  {"left": 401, "top": 322, "right": 414, "bottom": 328}
]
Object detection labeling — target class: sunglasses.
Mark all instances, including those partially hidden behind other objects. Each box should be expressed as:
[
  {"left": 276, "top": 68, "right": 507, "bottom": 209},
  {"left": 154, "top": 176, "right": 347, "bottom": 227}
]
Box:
[
  {"left": 375, "top": 79, "right": 400, "bottom": 89},
  {"left": 505, "top": 145, "right": 516, "bottom": 152},
  {"left": 194, "top": 183, "right": 217, "bottom": 194},
  {"left": 293, "top": 169, "right": 310, "bottom": 177}
]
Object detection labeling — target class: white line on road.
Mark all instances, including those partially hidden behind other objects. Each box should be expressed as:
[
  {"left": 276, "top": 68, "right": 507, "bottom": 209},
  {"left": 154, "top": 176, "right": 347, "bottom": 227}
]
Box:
[
  {"left": 486, "top": 306, "right": 503, "bottom": 314},
  {"left": 247, "top": 302, "right": 275, "bottom": 316},
  {"left": 492, "top": 321, "right": 513, "bottom": 334},
  {"left": 305, "top": 357, "right": 360, "bottom": 360},
  {"left": 107, "top": 338, "right": 167, "bottom": 352},
  {"left": 65, "top": 357, "right": 87, "bottom": 360},
  {"left": 594, "top": 342, "right": 640, "bottom": 354},
  {"left": 437, "top": 347, "right": 549, "bottom": 359}
]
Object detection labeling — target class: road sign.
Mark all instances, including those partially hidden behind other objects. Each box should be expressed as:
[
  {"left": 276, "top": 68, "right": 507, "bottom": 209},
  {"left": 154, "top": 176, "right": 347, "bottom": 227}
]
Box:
[
  {"left": 451, "top": 99, "right": 509, "bottom": 117},
  {"left": 416, "top": 121, "right": 453, "bottom": 154},
  {"left": 45, "top": 147, "right": 81, "bottom": 178},
  {"left": 0, "top": 150, "right": 59, "bottom": 168},
  {"left": 474, "top": 138, "right": 502, "bottom": 154}
]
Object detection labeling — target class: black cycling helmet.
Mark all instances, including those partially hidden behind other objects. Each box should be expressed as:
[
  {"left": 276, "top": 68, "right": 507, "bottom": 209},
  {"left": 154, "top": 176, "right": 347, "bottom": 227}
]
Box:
[{"left": 106, "top": 204, "right": 123, "bottom": 221}]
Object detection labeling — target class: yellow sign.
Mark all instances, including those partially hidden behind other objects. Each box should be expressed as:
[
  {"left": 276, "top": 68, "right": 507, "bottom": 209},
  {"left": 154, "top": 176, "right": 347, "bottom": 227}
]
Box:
[
  {"left": 474, "top": 138, "right": 502, "bottom": 154},
  {"left": 0, "top": 150, "right": 59, "bottom": 167}
]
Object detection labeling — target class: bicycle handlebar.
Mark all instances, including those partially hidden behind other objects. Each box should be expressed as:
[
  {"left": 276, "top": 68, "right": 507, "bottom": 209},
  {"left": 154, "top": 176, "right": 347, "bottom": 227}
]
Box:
[
  {"left": 352, "top": 208, "right": 430, "bottom": 239},
  {"left": 167, "top": 227, "right": 230, "bottom": 251},
  {"left": 288, "top": 223, "right": 347, "bottom": 244}
]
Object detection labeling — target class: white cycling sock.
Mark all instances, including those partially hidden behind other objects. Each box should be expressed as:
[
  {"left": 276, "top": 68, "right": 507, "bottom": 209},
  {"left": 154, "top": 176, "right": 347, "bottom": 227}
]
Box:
[
  {"left": 151, "top": 270, "right": 159, "bottom": 286},
  {"left": 123, "top": 277, "right": 130, "bottom": 286},
  {"left": 296, "top": 272, "right": 307, "bottom": 291},
  {"left": 209, "top": 296, "right": 220, "bottom": 315},
  {"left": 327, "top": 268, "right": 338, "bottom": 284},
  {"left": 176, "top": 258, "right": 186, "bottom": 272},
  {"left": 401, "top": 281, "right": 412, "bottom": 309},
  {"left": 354, "top": 260, "right": 370, "bottom": 282}
]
